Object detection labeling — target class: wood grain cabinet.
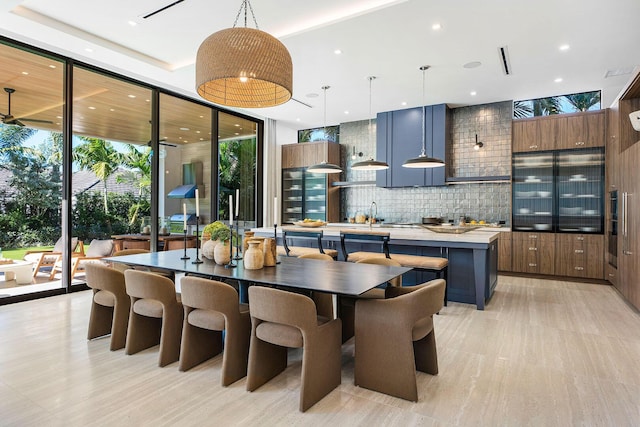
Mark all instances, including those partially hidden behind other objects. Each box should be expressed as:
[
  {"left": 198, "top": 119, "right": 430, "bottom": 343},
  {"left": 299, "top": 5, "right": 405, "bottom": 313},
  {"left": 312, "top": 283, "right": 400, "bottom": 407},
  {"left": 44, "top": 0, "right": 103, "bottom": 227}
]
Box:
[
  {"left": 555, "top": 234, "right": 604, "bottom": 279},
  {"left": 513, "top": 111, "right": 604, "bottom": 152},
  {"left": 512, "top": 232, "right": 555, "bottom": 275},
  {"left": 498, "top": 231, "right": 512, "bottom": 272},
  {"left": 562, "top": 111, "right": 605, "bottom": 149}
]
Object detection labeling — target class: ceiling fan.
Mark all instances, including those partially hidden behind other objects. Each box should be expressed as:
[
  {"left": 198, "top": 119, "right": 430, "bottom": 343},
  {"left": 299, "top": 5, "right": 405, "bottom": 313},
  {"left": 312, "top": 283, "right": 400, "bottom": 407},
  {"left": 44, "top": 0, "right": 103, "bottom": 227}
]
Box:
[
  {"left": 0, "top": 87, "right": 53, "bottom": 127},
  {"left": 147, "top": 138, "right": 177, "bottom": 148}
]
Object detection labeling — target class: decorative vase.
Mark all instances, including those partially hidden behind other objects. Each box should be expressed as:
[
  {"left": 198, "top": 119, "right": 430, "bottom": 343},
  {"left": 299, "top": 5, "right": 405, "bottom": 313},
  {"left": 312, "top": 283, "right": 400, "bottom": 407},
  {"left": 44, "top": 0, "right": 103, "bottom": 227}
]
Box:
[
  {"left": 201, "top": 239, "right": 218, "bottom": 259},
  {"left": 242, "top": 231, "right": 255, "bottom": 253},
  {"left": 244, "top": 241, "right": 264, "bottom": 270},
  {"left": 213, "top": 241, "right": 231, "bottom": 265},
  {"left": 201, "top": 232, "right": 211, "bottom": 248},
  {"left": 263, "top": 237, "right": 276, "bottom": 267}
]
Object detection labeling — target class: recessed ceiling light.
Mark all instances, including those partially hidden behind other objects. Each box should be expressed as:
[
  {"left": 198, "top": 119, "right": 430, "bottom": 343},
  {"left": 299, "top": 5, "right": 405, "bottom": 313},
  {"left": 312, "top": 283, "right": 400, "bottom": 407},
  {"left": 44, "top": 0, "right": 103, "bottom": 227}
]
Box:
[
  {"left": 85, "top": 48, "right": 93, "bottom": 53},
  {"left": 196, "top": 130, "right": 201, "bottom": 134},
  {"left": 88, "top": 106, "right": 96, "bottom": 110},
  {"left": 199, "top": 115, "right": 204, "bottom": 118},
  {"left": 306, "top": 93, "right": 319, "bottom": 98},
  {"left": 48, "top": 65, "right": 56, "bottom": 69},
  {"left": 109, "top": 108, "right": 115, "bottom": 112},
  {"left": 344, "top": 111, "right": 349, "bottom": 115},
  {"left": 127, "top": 94, "right": 136, "bottom": 98},
  {"left": 470, "top": 91, "right": 477, "bottom": 96},
  {"left": 559, "top": 44, "right": 570, "bottom": 51},
  {"left": 432, "top": 23, "right": 442, "bottom": 30},
  {"left": 56, "top": 116, "right": 63, "bottom": 119},
  {"left": 180, "top": 127, "right": 190, "bottom": 131},
  {"left": 128, "top": 20, "right": 137, "bottom": 27},
  {"left": 463, "top": 61, "right": 482, "bottom": 69},
  {"left": 21, "top": 71, "right": 28, "bottom": 75},
  {"left": 234, "top": 124, "right": 240, "bottom": 127},
  {"left": 401, "top": 101, "right": 407, "bottom": 106},
  {"left": 235, "top": 132, "right": 240, "bottom": 135},
  {"left": 554, "top": 77, "right": 563, "bottom": 83},
  {"left": 145, "top": 99, "right": 150, "bottom": 102},
  {"left": 334, "top": 49, "right": 342, "bottom": 55},
  {"left": 296, "top": 118, "right": 300, "bottom": 122}
]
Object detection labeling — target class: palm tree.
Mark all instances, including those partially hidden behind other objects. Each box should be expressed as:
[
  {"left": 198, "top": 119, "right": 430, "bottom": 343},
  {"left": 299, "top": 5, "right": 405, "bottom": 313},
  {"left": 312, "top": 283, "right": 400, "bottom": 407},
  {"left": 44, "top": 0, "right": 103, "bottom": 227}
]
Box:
[
  {"left": 0, "top": 124, "right": 35, "bottom": 164},
  {"left": 116, "top": 144, "right": 151, "bottom": 226},
  {"left": 513, "top": 101, "right": 533, "bottom": 119},
  {"left": 73, "top": 137, "right": 124, "bottom": 214},
  {"left": 532, "top": 97, "right": 561, "bottom": 116},
  {"left": 563, "top": 91, "right": 600, "bottom": 112}
]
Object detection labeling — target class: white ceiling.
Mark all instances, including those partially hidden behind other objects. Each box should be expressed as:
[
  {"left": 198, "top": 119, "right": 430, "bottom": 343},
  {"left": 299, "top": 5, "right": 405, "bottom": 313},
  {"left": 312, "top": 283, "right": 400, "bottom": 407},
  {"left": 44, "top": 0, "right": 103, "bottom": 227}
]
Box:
[{"left": 2, "top": 0, "right": 640, "bottom": 131}]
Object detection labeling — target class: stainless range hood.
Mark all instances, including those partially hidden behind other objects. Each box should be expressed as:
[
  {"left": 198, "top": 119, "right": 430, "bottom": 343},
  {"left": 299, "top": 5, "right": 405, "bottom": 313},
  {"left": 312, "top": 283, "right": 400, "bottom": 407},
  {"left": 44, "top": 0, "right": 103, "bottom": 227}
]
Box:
[{"left": 168, "top": 163, "right": 202, "bottom": 199}]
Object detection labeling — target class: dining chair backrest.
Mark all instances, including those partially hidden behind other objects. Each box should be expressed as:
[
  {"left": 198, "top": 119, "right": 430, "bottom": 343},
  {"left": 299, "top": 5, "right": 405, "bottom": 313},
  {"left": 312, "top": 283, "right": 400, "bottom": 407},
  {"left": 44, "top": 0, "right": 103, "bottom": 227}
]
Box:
[
  {"left": 282, "top": 229, "right": 327, "bottom": 256},
  {"left": 249, "top": 286, "right": 318, "bottom": 332},
  {"left": 340, "top": 231, "right": 390, "bottom": 261}
]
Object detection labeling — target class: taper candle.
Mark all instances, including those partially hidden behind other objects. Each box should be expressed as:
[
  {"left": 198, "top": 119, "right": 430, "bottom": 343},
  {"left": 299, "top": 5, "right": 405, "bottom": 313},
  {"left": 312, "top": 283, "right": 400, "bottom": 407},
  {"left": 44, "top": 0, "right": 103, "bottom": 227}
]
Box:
[
  {"left": 274, "top": 196, "right": 278, "bottom": 225},
  {"left": 229, "top": 194, "right": 233, "bottom": 226},
  {"left": 235, "top": 189, "right": 239, "bottom": 217},
  {"left": 183, "top": 203, "right": 187, "bottom": 229},
  {"left": 195, "top": 189, "right": 200, "bottom": 217}
]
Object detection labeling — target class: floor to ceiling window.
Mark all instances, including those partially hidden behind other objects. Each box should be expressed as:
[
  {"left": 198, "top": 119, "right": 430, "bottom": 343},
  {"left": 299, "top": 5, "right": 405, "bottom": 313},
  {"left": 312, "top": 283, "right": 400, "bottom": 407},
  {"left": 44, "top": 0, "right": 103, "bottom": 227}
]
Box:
[
  {"left": 0, "top": 41, "right": 64, "bottom": 298},
  {"left": 70, "top": 66, "right": 152, "bottom": 285},
  {"left": 159, "top": 93, "right": 212, "bottom": 239},
  {"left": 218, "top": 112, "right": 258, "bottom": 233},
  {"left": 0, "top": 36, "right": 264, "bottom": 303}
]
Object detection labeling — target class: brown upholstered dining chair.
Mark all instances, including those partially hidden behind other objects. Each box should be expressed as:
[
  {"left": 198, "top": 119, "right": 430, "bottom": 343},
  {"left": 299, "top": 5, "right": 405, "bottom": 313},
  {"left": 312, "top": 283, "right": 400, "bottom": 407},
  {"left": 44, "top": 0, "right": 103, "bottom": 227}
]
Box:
[
  {"left": 178, "top": 277, "right": 251, "bottom": 386},
  {"left": 124, "top": 269, "right": 183, "bottom": 367},
  {"left": 340, "top": 256, "right": 403, "bottom": 342},
  {"left": 246, "top": 286, "right": 342, "bottom": 412},
  {"left": 297, "top": 252, "right": 335, "bottom": 319},
  {"left": 354, "top": 279, "right": 445, "bottom": 402},
  {"left": 84, "top": 263, "right": 130, "bottom": 351}
]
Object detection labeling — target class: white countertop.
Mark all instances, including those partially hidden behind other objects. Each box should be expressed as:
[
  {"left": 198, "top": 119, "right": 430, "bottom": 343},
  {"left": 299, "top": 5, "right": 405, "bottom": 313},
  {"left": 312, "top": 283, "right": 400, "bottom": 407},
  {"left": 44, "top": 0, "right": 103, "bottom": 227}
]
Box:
[{"left": 253, "top": 224, "right": 500, "bottom": 244}]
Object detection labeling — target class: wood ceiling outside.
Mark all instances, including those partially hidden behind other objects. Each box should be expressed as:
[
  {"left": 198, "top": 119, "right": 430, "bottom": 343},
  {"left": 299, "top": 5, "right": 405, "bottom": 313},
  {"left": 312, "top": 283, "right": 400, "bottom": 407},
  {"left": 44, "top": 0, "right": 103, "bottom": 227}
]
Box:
[{"left": 0, "top": 42, "right": 257, "bottom": 146}]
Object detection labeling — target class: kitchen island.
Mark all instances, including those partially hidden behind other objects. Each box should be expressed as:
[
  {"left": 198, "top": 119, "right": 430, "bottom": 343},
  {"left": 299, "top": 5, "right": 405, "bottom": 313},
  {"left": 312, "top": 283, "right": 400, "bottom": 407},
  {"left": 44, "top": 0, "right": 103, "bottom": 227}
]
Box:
[{"left": 252, "top": 224, "right": 500, "bottom": 310}]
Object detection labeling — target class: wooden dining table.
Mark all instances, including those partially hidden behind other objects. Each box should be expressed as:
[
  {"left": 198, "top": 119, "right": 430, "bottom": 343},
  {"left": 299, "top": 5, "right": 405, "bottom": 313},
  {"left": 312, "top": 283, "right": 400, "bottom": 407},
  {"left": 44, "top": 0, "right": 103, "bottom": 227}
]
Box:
[{"left": 105, "top": 248, "right": 411, "bottom": 298}]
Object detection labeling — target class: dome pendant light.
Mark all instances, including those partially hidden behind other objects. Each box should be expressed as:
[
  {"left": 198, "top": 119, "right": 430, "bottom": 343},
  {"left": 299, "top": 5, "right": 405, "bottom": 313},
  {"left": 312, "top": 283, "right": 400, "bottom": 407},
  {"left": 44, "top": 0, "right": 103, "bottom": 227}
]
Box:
[
  {"left": 307, "top": 86, "right": 342, "bottom": 174},
  {"left": 402, "top": 65, "right": 445, "bottom": 168},
  {"left": 352, "top": 76, "right": 389, "bottom": 171},
  {"left": 195, "top": 0, "right": 293, "bottom": 108}
]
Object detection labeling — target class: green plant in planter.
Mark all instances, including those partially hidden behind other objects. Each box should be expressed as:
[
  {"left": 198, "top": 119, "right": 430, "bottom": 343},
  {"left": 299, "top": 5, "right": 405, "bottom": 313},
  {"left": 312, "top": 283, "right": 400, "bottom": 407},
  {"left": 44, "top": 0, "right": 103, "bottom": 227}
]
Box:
[
  {"left": 202, "top": 221, "right": 227, "bottom": 238},
  {"left": 206, "top": 221, "right": 238, "bottom": 245}
]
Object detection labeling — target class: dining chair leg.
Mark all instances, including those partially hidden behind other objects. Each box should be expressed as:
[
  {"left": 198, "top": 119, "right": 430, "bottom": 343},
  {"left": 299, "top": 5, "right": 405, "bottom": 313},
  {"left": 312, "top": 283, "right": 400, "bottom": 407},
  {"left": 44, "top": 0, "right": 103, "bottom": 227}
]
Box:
[{"left": 179, "top": 320, "right": 223, "bottom": 372}]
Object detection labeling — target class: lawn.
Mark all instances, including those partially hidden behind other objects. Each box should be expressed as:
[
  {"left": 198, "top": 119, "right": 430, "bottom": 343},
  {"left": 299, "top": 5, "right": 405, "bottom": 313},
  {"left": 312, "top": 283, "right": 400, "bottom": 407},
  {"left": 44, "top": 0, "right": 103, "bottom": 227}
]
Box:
[{"left": 2, "top": 246, "right": 54, "bottom": 260}]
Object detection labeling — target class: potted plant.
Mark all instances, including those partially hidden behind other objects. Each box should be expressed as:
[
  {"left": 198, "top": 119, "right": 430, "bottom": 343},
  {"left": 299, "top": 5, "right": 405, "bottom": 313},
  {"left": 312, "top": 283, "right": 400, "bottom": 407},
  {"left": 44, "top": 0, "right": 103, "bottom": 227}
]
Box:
[
  {"left": 202, "top": 220, "right": 227, "bottom": 243},
  {"left": 202, "top": 222, "right": 237, "bottom": 264}
]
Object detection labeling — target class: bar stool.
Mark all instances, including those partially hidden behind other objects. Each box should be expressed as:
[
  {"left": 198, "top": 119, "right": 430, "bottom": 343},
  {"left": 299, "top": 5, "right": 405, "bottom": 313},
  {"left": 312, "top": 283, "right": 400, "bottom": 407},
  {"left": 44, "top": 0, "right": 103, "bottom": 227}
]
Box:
[{"left": 277, "top": 229, "right": 338, "bottom": 259}]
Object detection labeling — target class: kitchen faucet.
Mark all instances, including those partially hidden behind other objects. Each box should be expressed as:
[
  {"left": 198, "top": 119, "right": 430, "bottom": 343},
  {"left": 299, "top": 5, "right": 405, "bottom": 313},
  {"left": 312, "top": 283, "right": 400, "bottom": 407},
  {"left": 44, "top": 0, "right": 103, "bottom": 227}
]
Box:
[{"left": 369, "top": 201, "right": 377, "bottom": 229}]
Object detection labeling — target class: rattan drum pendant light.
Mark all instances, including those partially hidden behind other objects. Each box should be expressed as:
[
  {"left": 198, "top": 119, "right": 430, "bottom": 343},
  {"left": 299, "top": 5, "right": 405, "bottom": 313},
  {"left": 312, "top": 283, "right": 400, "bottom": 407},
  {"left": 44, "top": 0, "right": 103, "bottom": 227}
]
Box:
[
  {"left": 402, "top": 66, "right": 445, "bottom": 168},
  {"left": 352, "top": 76, "right": 389, "bottom": 171},
  {"left": 196, "top": 0, "right": 293, "bottom": 108}
]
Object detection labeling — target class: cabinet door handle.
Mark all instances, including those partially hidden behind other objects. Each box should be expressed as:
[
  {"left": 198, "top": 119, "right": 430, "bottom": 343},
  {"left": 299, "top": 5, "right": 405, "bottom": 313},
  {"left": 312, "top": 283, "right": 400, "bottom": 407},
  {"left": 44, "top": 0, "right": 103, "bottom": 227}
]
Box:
[
  {"left": 528, "top": 247, "right": 537, "bottom": 251},
  {"left": 528, "top": 263, "right": 537, "bottom": 267},
  {"left": 574, "top": 249, "right": 584, "bottom": 254},
  {"left": 574, "top": 266, "right": 584, "bottom": 271},
  {"left": 576, "top": 237, "right": 584, "bottom": 241},
  {"left": 608, "top": 273, "right": 614, "bottom": 277},
  {"left": 529, "top": 234, "right": 538, "bottom": 239},
  {"left": 529, "top": 145, "right": 538, "bottom": 149},
  {"left": 575, "top": 141, "right": 585, "bottom": 146}
]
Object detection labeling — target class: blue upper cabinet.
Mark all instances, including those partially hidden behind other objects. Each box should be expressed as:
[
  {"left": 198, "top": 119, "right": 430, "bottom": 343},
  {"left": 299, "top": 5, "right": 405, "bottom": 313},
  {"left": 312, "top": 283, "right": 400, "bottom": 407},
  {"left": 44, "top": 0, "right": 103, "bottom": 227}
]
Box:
[{"left": 376, "top": 103, "right": 450, "bottom": 188}]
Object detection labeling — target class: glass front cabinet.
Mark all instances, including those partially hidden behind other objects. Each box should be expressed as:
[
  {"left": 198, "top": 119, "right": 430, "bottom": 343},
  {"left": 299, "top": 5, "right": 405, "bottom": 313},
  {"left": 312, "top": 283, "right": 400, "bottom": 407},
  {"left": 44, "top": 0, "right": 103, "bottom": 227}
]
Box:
[
  {"left": 512, "top": 148, "right": 604, "bottom": 234},
  {"left": 281, "top": 169, "right": 332, "bottom": 223}
]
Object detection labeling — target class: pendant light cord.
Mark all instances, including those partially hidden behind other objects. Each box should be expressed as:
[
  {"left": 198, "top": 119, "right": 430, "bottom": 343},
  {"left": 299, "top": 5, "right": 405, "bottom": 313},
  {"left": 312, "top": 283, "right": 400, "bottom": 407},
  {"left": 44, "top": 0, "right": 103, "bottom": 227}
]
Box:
[
  {"left": 322, "top": 85, "right": 330, "bottom": 137},
  {"left": 368, "top": 76, "right": 375, "bottom": 147},
  {"left": 420, "top": 66, "right": 429, "bottom": 157}
]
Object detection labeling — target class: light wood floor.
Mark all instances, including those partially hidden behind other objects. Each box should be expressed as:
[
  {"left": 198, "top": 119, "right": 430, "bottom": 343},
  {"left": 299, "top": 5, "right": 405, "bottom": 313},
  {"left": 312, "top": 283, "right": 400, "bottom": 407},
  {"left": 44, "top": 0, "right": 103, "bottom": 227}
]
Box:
[{"left": 1, "top": 275, "right": 639, "bottom": 426}]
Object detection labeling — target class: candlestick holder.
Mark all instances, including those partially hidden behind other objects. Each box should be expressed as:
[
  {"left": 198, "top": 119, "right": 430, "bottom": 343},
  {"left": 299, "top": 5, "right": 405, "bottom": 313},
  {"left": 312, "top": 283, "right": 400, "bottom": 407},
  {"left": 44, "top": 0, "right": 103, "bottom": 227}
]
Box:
[
  {"left": 192, "top": 216, "right": 203, "bottom": 264},
  {"left": 274, "top": 223, "right": 280, "bottom": 264},
  {"left": 225, "top": 222, "right": 237, "bottom": 269},
  {"left": 180, "top": 228, "right": 190, "bottom": 260},
  {"left": 233, "top": 216, "right": 242, "bottom": 260}
]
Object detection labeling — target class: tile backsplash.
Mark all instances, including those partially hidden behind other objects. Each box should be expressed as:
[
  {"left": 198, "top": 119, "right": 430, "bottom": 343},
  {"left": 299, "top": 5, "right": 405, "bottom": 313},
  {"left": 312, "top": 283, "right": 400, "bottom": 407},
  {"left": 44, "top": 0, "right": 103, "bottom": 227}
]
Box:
[{"left": 340, "top": 101, "right": 512, "bottom": 224}]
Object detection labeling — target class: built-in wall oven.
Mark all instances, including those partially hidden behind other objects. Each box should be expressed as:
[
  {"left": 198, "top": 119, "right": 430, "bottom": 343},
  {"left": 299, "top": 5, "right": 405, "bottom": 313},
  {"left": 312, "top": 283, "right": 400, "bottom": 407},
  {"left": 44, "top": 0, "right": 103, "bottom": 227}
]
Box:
[{"left": 608, "top": 190, "right": 618, "bottom": 267}]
